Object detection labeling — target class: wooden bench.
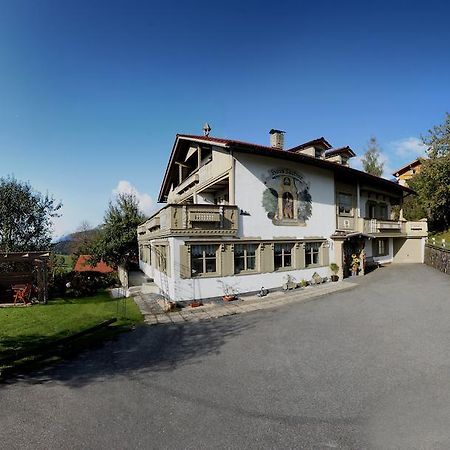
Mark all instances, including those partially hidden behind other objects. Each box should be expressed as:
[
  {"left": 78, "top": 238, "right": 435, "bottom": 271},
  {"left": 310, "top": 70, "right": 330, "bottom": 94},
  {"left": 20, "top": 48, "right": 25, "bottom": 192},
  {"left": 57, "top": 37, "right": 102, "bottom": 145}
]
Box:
[{"left": 365, "top": 256, "right": 379, "bottom": 271}]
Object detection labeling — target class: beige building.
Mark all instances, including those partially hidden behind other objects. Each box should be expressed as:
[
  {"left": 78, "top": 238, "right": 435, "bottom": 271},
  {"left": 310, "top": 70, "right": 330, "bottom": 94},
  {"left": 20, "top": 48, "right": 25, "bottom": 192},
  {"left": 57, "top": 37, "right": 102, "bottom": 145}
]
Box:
[
  {"left": 137, "top": 130, "right": 428, "bottom": 302},
  {"left": 393, "top": 158, "right": 423, "bottom": 186}
]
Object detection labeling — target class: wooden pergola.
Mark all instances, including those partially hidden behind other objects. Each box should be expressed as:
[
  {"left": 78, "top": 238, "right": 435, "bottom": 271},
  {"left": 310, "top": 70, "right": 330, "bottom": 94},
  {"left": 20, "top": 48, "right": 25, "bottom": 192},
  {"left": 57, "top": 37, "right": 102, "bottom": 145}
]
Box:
[{"left": 0, "top": 251, "right": 50, "bottom": 304}]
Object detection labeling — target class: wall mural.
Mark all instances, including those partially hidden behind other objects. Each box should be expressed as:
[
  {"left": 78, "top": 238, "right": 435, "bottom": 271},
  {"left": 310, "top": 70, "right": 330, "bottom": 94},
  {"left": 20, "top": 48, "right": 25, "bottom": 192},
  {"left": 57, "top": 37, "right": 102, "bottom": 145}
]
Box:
[{"left": 262, "top": 168, "right": 312, "bottom": 225}]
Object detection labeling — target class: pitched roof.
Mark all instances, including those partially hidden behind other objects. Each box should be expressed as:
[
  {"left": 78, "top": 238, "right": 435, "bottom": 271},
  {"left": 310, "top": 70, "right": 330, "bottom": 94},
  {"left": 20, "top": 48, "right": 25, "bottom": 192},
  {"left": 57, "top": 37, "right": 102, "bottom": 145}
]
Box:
[
  {"left": 393, "top": 158, "right": 423, "bottom": 176},
  {"left": 325, "top": 146, "right": 356, "bottom": 157},
  {"left": 74, "top": 255, "right": 115, "bottom": 273},
  {"left": 287, "top": 137, "right": 333, "bottom": 153},
  {"left": 158, "top": 134, "right": 415, "bottom": 202}
]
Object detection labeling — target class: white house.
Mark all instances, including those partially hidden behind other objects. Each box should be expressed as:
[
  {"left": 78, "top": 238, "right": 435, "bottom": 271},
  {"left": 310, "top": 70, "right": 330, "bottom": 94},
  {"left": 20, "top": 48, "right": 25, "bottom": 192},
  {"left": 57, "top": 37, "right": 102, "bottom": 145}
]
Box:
[{"left": 137, "top": 130, "right": 427, "bottom": 302}]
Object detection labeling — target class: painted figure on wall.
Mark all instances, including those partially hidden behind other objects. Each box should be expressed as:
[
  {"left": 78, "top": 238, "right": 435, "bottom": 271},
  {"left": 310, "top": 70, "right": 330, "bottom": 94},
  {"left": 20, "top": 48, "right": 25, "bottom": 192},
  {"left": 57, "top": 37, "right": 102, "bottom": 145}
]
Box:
[
  {"left": 262, "top": 168, "right": 312, "bottom": 225},
  {"left": 282, "top": 192, "right": 294, "bottom": 219}
]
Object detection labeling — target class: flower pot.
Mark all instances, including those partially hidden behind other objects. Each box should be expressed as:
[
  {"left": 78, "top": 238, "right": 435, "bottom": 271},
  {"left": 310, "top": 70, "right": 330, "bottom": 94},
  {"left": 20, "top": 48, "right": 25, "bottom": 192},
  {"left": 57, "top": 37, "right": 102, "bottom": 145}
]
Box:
[
  {"left": 190, "top": 301, "right": 203, "bottom": 308},
  {"left": 331, "top": 275, "right": 339, "bottom": 282},
  {"left": 222, "top": 295, "right": 237, "bottom": 302}
]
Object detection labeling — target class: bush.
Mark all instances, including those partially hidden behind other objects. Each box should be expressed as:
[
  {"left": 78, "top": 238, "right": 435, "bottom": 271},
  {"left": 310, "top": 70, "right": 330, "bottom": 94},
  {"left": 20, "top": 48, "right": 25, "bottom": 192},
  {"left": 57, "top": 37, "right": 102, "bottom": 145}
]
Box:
[{"left": 48, "top": 271, "right": 120, "bottom": 298}]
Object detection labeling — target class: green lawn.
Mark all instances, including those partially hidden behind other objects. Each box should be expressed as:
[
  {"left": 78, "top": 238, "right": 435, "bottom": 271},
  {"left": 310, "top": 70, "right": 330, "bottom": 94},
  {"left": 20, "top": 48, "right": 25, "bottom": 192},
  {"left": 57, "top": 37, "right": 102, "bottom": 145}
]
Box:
[
  {"left": 0, "top": 291, "right": 143, "bottom": 360},
  {"left": 55, "top": 253, "right": 75, "bottom": 272},
  {"left": 429, "top": 229, "right": 450, "bottom": 247}
]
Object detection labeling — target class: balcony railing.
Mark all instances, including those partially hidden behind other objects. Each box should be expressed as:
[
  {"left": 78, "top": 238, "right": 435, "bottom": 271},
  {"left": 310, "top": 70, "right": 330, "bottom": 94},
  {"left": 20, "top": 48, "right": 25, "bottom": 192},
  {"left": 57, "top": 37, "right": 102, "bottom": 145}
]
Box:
[
  {"left": 138, "top": 204, "right": 239, "bottom": 239},
  {"left": 364, "top": 219, "right": 402, "bottom": 233},
  {"left": 334, "top": 216, "right": 428, "bottom": 237}
]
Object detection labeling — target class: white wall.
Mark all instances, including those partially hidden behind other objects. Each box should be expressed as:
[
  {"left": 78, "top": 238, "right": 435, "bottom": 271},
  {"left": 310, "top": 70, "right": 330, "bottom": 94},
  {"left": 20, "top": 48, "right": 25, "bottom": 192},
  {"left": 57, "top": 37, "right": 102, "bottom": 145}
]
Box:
[
  {"left": 163, "top": 237, "right": 333, "bottom": 302},
  {"left": 234, "top": 153, "right": 336, "bottom": 239}
]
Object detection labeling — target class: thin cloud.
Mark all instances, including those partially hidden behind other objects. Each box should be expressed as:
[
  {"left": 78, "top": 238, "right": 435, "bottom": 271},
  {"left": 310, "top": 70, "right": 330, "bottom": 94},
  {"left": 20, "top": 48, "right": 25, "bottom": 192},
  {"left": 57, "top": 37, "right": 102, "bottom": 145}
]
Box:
[
  {"left": 112, "top": 180, "right": 154, "bottom": 216},
  {"left": 390, "top": 137, "right": 427, "bottom": 158}
]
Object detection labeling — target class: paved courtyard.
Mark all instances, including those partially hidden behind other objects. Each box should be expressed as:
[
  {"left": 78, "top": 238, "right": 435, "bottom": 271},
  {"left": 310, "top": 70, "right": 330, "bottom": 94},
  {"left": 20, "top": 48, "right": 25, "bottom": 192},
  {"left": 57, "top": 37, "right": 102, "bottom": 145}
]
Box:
[{"left": 1, "top": 264, "right": 449, "bottom": 449}]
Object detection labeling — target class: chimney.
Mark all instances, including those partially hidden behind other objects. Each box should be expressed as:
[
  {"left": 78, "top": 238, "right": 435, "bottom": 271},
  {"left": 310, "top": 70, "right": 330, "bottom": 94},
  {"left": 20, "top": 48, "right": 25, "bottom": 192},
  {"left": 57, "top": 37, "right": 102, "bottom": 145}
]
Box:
[{"left": 269, "top": 129, "right": 285, "bottom": 150}]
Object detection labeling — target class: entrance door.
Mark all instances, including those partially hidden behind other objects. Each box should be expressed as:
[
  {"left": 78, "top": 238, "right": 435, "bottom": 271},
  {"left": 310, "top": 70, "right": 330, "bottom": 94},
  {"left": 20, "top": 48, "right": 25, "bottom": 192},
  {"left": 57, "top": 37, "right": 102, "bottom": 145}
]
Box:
[{"left": 343, "top": 238, "right": 365, "bottom": 278}]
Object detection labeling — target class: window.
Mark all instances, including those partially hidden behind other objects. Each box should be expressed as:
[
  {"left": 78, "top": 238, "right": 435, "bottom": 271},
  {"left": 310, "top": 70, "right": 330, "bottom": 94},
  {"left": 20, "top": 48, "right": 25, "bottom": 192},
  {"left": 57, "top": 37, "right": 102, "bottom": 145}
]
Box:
[
  {"left": 378, "top": 203, "right": 388, "bottom": 220},
  {"left": 191, "top": 244, "right": 218, "bottom": 276},
  {"left": 373, "top": 238, "right": 388, "bottom": 256},
  {"left": 305, "top": 242, "right": 321, "bottom": 266},
  {"left": 234, "top": 244, "right": 257, "bottom": 273},
  {"left": 338, "top": 193, "right": 353, "bottom": 216},
  {"left": 274, "top": 243, "right": 294, "bottom": 270}
]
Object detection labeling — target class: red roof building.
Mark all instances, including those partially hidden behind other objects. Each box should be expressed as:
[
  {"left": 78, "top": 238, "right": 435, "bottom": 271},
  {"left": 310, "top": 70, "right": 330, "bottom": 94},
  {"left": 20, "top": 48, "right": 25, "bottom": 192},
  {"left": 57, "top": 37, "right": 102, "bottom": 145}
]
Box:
[{"left": 74, "top": 255, "right": 115, "bottom": 273}]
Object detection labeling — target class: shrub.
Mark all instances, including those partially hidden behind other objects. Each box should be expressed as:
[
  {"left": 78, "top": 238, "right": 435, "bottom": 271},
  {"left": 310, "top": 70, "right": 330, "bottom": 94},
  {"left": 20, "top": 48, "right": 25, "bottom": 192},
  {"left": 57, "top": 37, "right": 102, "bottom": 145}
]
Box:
[{"left": 48, "top": 270, "right": 120, "bottom": 298}]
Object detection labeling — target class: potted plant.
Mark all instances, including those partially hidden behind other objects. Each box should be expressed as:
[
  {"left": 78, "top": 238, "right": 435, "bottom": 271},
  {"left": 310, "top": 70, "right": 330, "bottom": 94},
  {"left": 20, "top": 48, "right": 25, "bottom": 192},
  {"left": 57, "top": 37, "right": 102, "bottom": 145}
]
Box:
[
  {"left": 190, "top": 300, "right": 203, "bottom": 308},
  {"left": 222, "top": 284, "right": 238, "bottom": 302},
  {"left": 330, "top": 263, "right": 340, "bottom": 282}
]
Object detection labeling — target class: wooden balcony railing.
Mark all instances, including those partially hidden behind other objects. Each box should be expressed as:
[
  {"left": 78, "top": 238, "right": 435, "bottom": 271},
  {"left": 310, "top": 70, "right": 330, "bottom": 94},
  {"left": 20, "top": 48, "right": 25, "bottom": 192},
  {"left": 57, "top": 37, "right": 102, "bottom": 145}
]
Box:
[{"left": 138, "top": 204, "right": 239, "bottom": 239}]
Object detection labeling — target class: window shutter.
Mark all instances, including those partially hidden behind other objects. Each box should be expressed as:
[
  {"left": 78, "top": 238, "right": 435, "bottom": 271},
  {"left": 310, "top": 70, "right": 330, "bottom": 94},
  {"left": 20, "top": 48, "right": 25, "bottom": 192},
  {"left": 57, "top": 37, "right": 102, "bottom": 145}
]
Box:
[
  {"left": 321, "top": 244, "right": 329, "bottom": 267},
  {"left": 179, "top": 245, "right": 190, "bottom": 279},
  {"left": 295, "top": 243, "right": 305, "bottom": 269}
]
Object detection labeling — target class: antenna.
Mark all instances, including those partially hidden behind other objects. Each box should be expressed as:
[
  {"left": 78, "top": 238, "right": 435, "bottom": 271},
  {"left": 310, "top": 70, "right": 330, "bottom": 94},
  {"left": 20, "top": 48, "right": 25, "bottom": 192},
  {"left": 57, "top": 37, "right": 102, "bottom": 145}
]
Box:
[{"left": 203, "top": 122, "right": 211, "bottom": 137}]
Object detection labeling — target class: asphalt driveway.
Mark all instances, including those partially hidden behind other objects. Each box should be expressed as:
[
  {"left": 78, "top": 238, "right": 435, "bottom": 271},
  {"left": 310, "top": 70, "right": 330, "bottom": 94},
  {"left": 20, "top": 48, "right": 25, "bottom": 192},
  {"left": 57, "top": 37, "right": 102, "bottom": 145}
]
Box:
[{"left": 1, "top": 264, "right": 449, "bottom": 449}]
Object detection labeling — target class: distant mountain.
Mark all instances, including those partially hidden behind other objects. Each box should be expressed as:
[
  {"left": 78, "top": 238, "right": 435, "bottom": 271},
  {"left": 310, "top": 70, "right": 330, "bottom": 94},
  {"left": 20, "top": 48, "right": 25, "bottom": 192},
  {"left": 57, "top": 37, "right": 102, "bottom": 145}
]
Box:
[{"left": 51, "top": 228, "right": 100, "bottom": 255}]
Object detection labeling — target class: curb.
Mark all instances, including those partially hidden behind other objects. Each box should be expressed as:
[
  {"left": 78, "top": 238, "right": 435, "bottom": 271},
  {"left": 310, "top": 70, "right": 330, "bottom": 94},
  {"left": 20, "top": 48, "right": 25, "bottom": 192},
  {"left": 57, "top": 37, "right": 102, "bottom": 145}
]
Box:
[{"left": 134, "top": 281, "right": 358, "bottom": 326}]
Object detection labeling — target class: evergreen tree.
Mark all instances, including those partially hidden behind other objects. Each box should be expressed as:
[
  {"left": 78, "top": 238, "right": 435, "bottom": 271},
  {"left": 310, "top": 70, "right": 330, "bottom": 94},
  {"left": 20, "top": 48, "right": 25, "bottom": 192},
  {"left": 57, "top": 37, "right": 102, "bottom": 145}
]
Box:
[
  {"left": 89, "top": 193, "right": 146, "bottom": 267},
  {"left": 361, "top": 136, "right": 384, "bottom": 177}
]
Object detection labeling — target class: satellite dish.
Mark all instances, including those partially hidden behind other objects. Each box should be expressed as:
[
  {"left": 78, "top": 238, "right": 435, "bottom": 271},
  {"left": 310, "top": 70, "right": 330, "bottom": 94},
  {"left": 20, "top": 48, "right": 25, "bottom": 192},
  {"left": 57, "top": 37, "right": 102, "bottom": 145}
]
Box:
[{"left": 203, "top": 122, "right": 211, "bottom": 137}]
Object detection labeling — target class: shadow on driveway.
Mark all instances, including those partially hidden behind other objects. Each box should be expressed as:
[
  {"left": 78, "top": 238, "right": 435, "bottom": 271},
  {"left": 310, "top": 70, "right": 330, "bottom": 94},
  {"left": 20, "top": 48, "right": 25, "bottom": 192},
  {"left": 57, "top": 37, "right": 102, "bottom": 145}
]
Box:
[{"left": 6, "top": 313, "right": 259, "bottom": 388}]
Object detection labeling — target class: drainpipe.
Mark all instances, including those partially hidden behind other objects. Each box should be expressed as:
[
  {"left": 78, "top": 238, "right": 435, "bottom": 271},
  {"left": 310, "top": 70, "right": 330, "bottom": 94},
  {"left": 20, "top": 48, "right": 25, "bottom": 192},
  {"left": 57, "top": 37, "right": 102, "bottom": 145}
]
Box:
[
  {"left": 356, "top": 180, "right": 361, "bottom": 218},
  {"left": 229, "top": 151, "right": 235, "bottom": 205}
]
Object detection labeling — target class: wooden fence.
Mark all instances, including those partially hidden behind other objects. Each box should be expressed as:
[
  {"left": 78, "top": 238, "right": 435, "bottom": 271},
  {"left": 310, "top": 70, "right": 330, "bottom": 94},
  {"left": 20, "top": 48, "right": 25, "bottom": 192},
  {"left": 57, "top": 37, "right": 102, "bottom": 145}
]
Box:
[{"left": 424, "top": 244, "right": 450, "bottom": 275}]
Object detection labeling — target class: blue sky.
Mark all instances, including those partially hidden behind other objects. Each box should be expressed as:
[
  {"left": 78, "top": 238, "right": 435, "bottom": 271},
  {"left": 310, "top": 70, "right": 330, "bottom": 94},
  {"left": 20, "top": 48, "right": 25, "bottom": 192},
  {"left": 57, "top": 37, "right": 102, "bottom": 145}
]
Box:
[{"left": 0, "top": 0, "right": 449, "bottom": 237}]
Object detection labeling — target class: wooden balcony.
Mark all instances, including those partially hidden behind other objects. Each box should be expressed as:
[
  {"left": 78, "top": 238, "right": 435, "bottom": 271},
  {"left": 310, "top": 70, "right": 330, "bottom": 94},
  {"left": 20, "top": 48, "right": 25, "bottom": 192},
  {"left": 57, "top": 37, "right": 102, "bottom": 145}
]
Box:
[
  {"left": 335, "top": 215, "right": 428, "bottom": 238},
  {"left": 138, "top": 204, "right": 239, "bottom": 239},
  {"left": 363, "top": 219, "right": 402, "bottom": 233}
]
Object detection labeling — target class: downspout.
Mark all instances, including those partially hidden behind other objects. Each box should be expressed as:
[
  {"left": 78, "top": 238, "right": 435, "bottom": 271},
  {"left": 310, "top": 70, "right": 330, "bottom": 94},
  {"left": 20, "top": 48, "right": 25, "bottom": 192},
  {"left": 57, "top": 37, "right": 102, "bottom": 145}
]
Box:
[
  {"left": 229, "top": 150, "right": 236, "bottom": 205},
  {"left": 356, "top": 180, "right": 361, "bottom": 218}
]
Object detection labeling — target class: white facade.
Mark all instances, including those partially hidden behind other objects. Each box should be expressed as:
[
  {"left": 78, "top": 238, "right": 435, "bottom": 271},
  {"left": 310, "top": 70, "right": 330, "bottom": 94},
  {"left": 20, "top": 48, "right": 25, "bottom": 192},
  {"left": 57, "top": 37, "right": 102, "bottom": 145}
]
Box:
[{"left": 138, "top": 133, "right": 428, "bottom": 302}]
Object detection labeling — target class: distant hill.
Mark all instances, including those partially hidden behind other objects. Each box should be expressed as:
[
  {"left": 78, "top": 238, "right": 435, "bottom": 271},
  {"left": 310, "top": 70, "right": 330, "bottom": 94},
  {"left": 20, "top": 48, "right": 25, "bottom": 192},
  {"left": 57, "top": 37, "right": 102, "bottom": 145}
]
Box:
[{"left": 52, "top": 228, "right": 100, "bottom": 255}]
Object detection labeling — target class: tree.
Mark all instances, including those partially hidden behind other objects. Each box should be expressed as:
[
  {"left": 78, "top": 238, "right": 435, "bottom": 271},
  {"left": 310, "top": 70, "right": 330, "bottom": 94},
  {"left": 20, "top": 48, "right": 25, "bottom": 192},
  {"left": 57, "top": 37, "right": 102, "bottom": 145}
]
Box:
[
  {"left": 422, "top": 112, "right": 450, "bottom": 158},
  {"left": 361, "top": 136, "right": 384, "bottom": 177},
  {"left": 0, "top": 176, "right": 62, "bottom": 252},
  {"left": 408, "top": 113, "right": 450, "bottom": 232},
  {"left": 408, "top": 154, "right": 450, "bottom": 232},
  {"left": 73, "top": 220, "right": 99, "bottom": 255},
  {"left": 89, "top": 193, "right": 146, "bottom": 268}
]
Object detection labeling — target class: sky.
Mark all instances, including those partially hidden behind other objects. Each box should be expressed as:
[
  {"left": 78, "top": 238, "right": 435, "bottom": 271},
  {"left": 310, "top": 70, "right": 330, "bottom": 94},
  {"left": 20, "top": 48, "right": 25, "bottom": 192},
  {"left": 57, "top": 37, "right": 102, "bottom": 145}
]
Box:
[{"left": 0, "top": 0, "right": 449, "bottom": 238}]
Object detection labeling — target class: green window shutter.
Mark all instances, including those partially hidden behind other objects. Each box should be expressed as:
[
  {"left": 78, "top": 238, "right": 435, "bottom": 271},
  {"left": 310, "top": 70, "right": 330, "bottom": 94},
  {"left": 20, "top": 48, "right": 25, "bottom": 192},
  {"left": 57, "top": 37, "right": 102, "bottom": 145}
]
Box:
[
  {"left": 295, "top": 243, "right": 305, "bottom": 269},
  {"left": 321, "top": 244, "right": 329, "bottom": 267},
  {"left": 179, "top": 245, "right": 190, "bottom": 279}
]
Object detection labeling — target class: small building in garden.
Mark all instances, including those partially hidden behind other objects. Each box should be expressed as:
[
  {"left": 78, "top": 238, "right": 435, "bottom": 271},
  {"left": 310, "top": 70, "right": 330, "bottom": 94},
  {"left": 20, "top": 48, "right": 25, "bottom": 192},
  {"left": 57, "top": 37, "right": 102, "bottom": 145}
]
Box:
[
  {"left": 0, "top": 251, "right": 50, "bottom": 304},
  {"left": 73, "top": 255, "right": 114, "bottom": 274}
]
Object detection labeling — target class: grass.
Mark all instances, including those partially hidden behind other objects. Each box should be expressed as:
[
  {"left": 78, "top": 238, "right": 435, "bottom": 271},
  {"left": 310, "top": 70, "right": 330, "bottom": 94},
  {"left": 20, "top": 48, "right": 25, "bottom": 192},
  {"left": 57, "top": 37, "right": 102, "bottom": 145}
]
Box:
[
  {"left": 429, "top": 229, "right": 450, "bottom": 247},
  {"left": 0, "top": 291, "right": 143, "bottom": 363},
  {"left": 55, "top": 253, "right": 75, "bottom": 272}
]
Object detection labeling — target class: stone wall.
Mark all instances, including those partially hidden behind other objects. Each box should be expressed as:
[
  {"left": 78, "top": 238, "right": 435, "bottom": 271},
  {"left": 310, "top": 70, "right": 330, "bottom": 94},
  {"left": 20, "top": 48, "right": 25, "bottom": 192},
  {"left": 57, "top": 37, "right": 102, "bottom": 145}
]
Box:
[{"left": 424, "top": 244, "right": 450, "bottom": 275}]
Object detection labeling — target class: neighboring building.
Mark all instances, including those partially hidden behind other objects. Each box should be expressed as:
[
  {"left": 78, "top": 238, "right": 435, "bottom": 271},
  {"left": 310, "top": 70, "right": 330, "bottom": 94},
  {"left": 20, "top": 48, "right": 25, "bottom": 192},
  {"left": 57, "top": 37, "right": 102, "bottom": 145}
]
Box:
[
  {"left": 74, "top": 255, "right": 114, "bottom": 273},
  {"left": 393, "top": 158, "right": 423, "bottom": 186},
  {"left": 138, "top": 130, "right": 428, "bottom": 302}
]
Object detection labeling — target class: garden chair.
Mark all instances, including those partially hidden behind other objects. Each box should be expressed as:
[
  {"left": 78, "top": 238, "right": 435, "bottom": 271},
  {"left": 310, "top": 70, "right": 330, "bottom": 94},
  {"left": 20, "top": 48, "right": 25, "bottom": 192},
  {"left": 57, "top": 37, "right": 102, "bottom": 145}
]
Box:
[{"left": 13, "top": 284, "right": 32, "bottom": 306}]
